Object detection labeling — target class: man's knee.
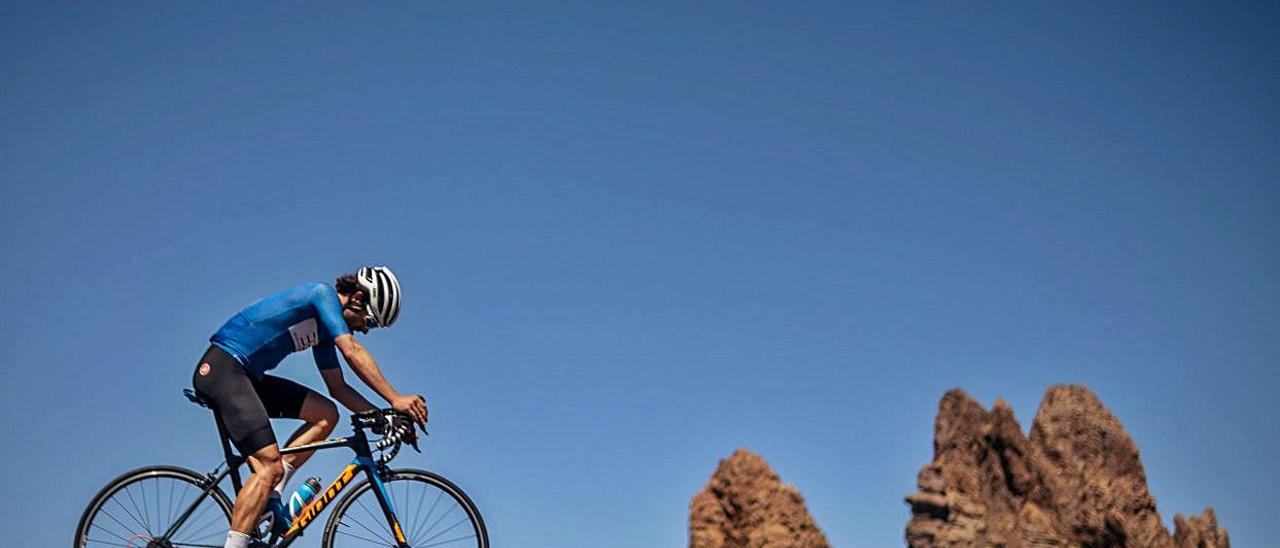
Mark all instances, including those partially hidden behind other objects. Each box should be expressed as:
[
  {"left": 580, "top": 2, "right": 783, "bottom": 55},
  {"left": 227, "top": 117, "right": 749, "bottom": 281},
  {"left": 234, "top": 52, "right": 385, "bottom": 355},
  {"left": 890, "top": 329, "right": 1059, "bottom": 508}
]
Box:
[
  {"left": 250, "top": 448, "right": 285, "bottom": 482},
  {"left": 321, "top": 398, "right": 339, "bottom": 424},
  {"left": 310, "top": 397, "right": 340, "bottom": 434}
]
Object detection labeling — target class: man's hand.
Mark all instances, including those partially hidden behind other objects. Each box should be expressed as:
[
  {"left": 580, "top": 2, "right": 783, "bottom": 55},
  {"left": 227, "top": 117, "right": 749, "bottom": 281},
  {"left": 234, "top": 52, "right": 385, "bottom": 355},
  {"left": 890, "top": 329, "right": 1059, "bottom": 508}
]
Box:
[{"left": 391, "top": 394, "right": 428, "bottom": 428}]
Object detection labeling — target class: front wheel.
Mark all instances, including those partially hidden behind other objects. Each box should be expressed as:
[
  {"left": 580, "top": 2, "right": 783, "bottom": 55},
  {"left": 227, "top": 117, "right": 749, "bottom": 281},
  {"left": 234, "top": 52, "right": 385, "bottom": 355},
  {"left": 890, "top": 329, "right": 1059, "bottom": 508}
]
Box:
[
  {"left": 74, "top": 465, "right": 234, "bottom": 548},
  {"left": 322, "top": 468, "right": 488, "bottom": 548}
]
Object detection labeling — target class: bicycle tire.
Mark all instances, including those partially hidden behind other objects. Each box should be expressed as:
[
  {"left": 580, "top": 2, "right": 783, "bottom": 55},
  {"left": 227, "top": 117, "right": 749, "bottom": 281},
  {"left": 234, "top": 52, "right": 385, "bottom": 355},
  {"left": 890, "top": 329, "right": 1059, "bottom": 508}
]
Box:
[
  {"left": 322, "top": 468, "right": 488, "bottom": 548},
  {"left": 74, "top": 464, "right": 235, "bottom": 548}
]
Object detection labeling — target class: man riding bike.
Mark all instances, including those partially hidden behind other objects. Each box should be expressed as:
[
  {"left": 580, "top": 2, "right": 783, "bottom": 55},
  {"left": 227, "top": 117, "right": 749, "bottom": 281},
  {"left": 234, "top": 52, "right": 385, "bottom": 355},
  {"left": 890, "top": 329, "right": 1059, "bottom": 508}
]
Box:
[{"left": 190, "top": 266, "right": 427, "bottom": 548}]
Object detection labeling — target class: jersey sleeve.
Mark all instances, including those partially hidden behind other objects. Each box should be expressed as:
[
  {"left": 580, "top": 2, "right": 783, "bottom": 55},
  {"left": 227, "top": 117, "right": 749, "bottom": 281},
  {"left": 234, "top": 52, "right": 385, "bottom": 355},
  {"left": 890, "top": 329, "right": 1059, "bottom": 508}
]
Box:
[
  {"left": 309, "top": 283, "right": 352, "bottom": 340},
  {"left": 312, "top": 343, "right": 341, "bottom": 371}
]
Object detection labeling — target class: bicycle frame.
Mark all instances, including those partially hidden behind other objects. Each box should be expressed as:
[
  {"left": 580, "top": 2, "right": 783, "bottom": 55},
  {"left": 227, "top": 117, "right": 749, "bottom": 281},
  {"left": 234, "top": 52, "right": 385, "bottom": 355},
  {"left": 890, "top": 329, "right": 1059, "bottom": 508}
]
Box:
[{"left": 160, "top": 415, "right": 410, "bottom": 548}]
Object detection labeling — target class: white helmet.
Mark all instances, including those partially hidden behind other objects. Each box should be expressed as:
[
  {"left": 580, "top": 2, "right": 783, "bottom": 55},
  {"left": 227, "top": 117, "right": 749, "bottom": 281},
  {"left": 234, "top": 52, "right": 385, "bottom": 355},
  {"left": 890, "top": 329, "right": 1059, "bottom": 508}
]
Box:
[{"left": 356, "top": 266, "right": 402, "bottom": 328}]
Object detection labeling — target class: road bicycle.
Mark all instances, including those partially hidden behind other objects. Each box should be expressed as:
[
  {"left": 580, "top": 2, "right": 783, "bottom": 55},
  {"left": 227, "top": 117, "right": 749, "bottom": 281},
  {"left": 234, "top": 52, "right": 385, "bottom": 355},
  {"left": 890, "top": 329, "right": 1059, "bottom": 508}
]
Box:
[{"left": 74, "top": 389, "right": 488, "bottom": 547}]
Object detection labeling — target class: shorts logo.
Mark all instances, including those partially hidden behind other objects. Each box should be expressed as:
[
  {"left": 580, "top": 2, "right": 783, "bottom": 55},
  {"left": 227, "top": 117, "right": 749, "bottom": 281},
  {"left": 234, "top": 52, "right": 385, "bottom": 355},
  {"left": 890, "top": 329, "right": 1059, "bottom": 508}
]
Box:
[{"left": 198, "top": 363, "right": 211, "bottom": 376}]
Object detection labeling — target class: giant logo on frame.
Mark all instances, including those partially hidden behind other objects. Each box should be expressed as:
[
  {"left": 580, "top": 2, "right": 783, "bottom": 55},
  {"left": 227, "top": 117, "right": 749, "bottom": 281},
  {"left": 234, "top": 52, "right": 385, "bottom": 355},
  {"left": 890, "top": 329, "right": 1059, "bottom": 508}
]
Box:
[{"left": 286, "top": 464, "right": 358, "bottom": 535}]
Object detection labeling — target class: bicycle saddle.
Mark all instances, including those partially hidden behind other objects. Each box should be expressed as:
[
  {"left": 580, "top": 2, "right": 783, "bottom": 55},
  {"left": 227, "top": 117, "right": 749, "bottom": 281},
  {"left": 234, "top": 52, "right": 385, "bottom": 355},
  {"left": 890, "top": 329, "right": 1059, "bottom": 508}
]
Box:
[{"left": 183, "top": 388, "right": 213, "bottom": 409}]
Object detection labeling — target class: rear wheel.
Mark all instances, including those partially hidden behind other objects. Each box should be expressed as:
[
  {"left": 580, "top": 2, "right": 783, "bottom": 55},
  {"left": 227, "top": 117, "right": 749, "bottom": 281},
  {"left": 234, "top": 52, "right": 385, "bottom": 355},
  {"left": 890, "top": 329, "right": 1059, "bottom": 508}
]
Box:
[
  {"left": 74, "top": 465, "right": 234, "bottom": 548},
  {"left": 322, "top": 468, "right": 488, "bottom": 548}
]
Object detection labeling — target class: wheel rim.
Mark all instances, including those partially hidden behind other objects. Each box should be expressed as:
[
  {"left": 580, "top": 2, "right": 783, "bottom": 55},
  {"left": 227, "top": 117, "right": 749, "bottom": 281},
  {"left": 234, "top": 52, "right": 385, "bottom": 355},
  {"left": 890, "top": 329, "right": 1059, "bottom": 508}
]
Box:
[
  {"left": 78, "top": 472, "right": 230, "bottom": 548},
  {"left": 328, "top": 473, "right": 485, "bottom": 548}
]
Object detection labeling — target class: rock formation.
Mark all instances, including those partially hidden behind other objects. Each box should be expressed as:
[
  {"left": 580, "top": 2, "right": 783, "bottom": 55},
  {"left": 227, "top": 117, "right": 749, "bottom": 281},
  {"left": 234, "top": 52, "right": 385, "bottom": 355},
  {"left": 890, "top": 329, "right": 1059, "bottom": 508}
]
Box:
[
  {"left": 690, "top": 448, "right": 830, "bottom": 548},
  {"left": 905, "top": 385, "right": 1229, "bottom": 547}
]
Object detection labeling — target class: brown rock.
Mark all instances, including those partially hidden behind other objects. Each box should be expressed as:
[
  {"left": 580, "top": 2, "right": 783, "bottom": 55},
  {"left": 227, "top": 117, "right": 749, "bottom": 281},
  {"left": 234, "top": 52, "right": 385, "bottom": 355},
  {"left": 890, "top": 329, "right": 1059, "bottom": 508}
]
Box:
[
  {"left": 1173, "top": 508, "right": 1230, "bottom": 548},
  {"left": 905, "top": 385, "right": 1229, "bottom": 548},
  {"left": 690, "top": 448, "right": 830, "bottom": 548}
]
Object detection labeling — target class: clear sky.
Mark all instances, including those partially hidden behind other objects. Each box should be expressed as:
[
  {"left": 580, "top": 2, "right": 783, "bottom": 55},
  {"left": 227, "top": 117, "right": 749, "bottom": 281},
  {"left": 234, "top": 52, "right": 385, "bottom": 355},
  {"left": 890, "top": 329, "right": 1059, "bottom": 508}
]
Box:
[{"left": 2, "top": 2, "right": 1277, "bottom": 546}]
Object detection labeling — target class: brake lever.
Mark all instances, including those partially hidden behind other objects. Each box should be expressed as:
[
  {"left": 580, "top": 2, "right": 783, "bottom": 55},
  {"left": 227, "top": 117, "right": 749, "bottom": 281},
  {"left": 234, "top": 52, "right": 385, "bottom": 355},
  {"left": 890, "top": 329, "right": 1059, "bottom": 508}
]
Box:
[{"left": 398, "top": 422, "right": 422, "bottom": 453}]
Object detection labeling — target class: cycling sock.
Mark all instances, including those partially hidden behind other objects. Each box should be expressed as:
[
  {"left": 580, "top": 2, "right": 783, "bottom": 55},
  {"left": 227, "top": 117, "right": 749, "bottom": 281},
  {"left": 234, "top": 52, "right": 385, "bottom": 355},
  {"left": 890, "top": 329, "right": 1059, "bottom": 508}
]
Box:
[
  {"left": 224, "top": 530, "right": 250, "bottom": 548},
  {"left": 273, "top": 461, "right": 297, "bottom": 498}
]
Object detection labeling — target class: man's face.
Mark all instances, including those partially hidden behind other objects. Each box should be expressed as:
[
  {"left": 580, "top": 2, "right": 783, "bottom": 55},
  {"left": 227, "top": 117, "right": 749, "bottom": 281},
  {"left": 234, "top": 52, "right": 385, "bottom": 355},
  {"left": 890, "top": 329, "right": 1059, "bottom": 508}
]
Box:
[{"left": 343, "top": 292, "right": 371, "bottom": 334}]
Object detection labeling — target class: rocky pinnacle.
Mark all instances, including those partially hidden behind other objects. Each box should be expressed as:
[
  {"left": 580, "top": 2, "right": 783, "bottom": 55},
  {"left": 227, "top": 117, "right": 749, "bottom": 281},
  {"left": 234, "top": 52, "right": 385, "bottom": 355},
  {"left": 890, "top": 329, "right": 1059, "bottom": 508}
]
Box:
[
  {"left": 905, "top": 385, "right": 1229, "bottom": 547},
  {"left": 690, "top": 448, "right": 830, "bottom": 548}
]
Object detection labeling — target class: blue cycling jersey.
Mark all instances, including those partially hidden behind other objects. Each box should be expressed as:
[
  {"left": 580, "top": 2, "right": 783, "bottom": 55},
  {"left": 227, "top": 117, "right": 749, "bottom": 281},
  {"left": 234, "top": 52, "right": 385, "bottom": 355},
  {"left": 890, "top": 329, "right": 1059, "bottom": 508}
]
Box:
[{"left": 210, "top": 283, "right": 351, "bottom": 379}]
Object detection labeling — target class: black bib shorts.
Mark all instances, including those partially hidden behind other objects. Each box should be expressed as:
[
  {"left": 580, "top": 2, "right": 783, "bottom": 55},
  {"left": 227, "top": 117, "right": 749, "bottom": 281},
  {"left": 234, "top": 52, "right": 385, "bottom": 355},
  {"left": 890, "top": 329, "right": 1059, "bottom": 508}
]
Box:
[{"left": 191, "top": 345, "right": 317, "bottom": 455}]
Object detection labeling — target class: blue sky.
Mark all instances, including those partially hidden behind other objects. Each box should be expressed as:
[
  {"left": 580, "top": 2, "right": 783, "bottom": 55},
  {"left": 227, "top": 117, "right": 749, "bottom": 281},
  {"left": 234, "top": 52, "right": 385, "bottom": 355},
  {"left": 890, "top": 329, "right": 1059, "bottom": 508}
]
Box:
[{"left": 2, "top": 2, "right": 1277, "bottom": 546}]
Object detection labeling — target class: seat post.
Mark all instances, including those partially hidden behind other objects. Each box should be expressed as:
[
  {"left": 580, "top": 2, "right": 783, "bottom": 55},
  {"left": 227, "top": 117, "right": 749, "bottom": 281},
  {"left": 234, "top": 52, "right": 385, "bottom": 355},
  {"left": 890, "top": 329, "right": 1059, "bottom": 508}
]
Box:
[
  {"left": 211, "top": 409, "right": 246, "bottom": 495},
  {"left": 183, "top": 388, "right": 247, "bottom": 494}
]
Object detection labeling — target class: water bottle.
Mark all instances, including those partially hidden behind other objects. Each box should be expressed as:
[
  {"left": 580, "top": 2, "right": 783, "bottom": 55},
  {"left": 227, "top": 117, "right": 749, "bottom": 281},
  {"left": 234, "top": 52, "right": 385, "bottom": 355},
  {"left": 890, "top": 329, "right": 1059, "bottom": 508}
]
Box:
[{"left": 287, "top": 477, "right": 323, "bottom": 521}]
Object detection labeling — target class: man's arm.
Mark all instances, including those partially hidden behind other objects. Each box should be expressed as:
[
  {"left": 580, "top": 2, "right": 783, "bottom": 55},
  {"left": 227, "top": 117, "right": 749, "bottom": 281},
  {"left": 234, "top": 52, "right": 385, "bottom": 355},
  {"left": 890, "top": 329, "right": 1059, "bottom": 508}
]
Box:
[
  {"left": 320, "top": 367, "right": 378, "bottom": 414},
  {"left": 334, "top": 334, "right": 428, "bottom": 425}
]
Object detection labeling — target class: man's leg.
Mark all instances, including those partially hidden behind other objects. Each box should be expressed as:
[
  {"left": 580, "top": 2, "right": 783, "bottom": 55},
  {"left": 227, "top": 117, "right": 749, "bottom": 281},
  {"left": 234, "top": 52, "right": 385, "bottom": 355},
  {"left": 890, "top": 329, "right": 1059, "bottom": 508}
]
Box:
[
  {"left": 279, "top": 392, "right": 340, "bottom": 470},
  {"left": 191, "top": 347, "right": 281, "bottom": 548},
  {"left": 229, "top": 443, "right": 285, "bottom": 534},
  {"left": 255, "top": 377, "right": 340, "bottom": 498}
]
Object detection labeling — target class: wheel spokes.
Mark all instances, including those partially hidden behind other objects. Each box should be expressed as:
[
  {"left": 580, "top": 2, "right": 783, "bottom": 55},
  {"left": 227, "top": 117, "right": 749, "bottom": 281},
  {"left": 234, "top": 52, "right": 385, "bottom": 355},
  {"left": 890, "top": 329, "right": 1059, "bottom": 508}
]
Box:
[
  {"left": 328, "top": 474, "right": 483, "bottom": 548},
  {"left": 81, "top": 473, "right": 231, "bottom": 548}
]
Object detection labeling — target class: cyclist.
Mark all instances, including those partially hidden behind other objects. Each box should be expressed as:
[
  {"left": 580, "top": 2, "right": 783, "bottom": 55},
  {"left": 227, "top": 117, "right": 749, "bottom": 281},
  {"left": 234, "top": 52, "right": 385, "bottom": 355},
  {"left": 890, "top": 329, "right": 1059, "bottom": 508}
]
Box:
[{"left": 191, "top": 266, "right": 427, "bottom": 548}]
